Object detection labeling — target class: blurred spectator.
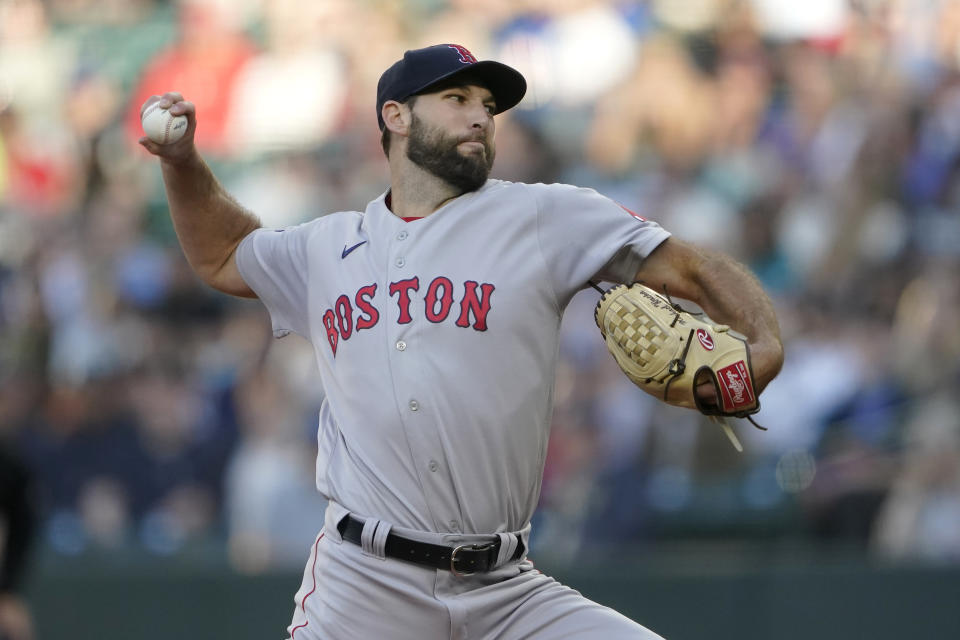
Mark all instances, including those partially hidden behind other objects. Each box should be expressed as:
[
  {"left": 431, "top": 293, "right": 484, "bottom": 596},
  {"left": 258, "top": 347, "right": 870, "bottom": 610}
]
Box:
[
  {"left": 586, "top": 35, "right": 715, "bottom": 175},
  {"left": 495, "top": 0, "right": 640, "bottom": 110},
  {"left": 223, "top": 0, "right": 349, "bottom": 158},
  {"left": 0, "top": 441, "right": 37, "bottom": 640},
  {"left": 0, "top": 0, "right": 75, "bottom": 128},
  {"left": 125, "top": 0, "right": 257, "bottom": 154},
  {"left": 873, "top": 393, "right": 960, "bottom": 561},
  {"left": 0, "top": 0, "right": 82, "bottom": 218},
  {"left": 224, "top": 348, "right": 326, "bottom": 573}
]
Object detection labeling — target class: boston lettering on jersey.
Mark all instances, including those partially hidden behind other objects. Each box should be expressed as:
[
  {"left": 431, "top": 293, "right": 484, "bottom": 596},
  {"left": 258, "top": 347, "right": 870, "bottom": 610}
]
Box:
[{"left": 322, "top": 276, "right": 496, "bottom": 356}]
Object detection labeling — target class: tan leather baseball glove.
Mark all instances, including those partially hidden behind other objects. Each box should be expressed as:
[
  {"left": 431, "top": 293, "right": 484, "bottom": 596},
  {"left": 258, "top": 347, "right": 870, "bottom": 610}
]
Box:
[{"left": 594, "top": 282, "right": 764, "bottom": 450}]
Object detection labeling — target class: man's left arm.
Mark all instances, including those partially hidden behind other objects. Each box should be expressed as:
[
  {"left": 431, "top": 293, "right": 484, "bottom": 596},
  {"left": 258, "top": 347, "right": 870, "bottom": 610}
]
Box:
[{"left": 634, "top": 237, "right": 784, "bottom": 393}]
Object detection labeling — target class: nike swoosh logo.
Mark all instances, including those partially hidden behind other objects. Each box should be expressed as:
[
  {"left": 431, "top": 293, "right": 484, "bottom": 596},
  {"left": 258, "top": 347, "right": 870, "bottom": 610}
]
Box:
[{"left": 341, "top": 240, "right": 367, "bottom": 259}]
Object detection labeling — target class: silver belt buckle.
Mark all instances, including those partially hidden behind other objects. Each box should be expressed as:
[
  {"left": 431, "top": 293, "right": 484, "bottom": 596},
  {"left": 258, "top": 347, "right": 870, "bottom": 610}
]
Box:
[{"left": 450, "top": 542, "right": 495, "bottom": 577}]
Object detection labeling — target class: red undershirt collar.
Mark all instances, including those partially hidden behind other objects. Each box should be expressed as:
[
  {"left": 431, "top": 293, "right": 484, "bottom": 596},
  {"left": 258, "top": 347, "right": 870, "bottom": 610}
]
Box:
[{"left": 385, "top": 191, "right": 425, "bottom": 223}]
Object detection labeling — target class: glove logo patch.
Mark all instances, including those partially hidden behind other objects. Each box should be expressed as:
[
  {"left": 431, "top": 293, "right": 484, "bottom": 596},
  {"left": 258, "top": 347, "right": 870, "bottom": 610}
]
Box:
[
  {"left": 717, "top": 361, "right": 755, "bottom": 410},
  {"left": 696, "top": 329, "right": 714, "bottom": 351}
]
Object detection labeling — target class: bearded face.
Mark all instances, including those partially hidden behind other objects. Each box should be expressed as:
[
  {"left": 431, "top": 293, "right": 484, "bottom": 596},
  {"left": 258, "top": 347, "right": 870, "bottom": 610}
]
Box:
[{"left": 405, "top": 111, "right": 495, "bottom": 193}]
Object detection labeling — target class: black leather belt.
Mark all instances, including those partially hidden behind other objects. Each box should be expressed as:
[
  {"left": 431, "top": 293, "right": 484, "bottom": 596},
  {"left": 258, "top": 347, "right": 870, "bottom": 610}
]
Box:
[{"left": 337, "top": 515, "right": 524, "bottom": 577}]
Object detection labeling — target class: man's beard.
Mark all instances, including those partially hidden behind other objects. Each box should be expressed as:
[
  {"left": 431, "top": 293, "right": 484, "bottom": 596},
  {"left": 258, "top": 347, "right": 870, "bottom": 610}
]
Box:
[{"left": 405, "top": 113, "right": 495, "bottom": 193}]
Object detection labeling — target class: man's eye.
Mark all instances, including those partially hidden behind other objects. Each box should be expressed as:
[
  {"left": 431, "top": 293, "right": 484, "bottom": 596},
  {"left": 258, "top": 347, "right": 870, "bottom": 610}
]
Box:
[{"left": 485, "top": 105, "right": 496, "bottom": 115}]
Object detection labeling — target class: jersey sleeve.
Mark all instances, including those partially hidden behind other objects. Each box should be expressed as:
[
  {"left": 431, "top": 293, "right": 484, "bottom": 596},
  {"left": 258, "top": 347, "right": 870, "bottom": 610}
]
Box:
[
  {"left": 235, "top": 223, "right": 314, "bottom": 339},
  {"left": 529, "top": 182, "right": 671, "bottom": 303}
]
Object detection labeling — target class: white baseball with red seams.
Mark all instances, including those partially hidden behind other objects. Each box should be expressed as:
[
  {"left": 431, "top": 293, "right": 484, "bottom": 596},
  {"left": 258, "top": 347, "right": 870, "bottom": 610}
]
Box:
[
  {"left": 141, "top": 102, "right": 187, "bottom": 144},
  {"left": 236, "top": 178, "right": 672, "bottom": 639}
]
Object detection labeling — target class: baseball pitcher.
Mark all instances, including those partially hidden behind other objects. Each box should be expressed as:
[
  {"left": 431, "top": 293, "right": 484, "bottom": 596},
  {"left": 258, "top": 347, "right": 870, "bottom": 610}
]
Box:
[{"left": 140, "top": 44, "right": 783, "bottom": 640}]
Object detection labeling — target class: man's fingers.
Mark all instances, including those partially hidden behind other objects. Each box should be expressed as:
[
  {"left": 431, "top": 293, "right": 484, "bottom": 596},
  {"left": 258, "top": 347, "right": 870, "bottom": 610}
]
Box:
[
  {"left": 168, "top": 100, "right": 194, "bottom": 118},
  {"left": 139, "top": 137, "right": 159, "bottom": 154},
  {"left": 142, "top": 91, "right": 186, "bottom": 114},
  {"left": 138, "top": 137, "right": 170, "bottom": 156},
  {"left": 140, "top": 94, "right": 161, "bottom": 116},
  {"left": 158, "top": 91, "right": 183, "bottom": 111}
]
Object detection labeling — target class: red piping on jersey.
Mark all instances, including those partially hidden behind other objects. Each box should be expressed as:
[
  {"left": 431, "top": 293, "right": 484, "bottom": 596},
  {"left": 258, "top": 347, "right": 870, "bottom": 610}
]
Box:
[
  {"left": 618, "top": 203, "right": 646, "bottom": 221},
  {"left": 291, "top": 532, "right": 325, "bottom": 639}
]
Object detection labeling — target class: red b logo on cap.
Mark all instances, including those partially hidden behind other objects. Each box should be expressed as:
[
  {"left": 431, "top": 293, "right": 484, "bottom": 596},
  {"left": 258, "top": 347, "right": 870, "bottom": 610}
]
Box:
[{"left": 447, "top": 44, "right": 478, "bottom": 64}]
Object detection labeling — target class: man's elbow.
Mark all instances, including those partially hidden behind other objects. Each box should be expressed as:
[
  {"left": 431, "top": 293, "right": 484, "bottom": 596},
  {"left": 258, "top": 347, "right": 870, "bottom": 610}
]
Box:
[
  {"left": 634, "top": 238, "right": 709, "bottom": 301},
  {"left": 197, "top": 255, "right": 257, "bottom": 299},
  {"left": 209, "top": 276, "right": 258, "bottom": 299}
]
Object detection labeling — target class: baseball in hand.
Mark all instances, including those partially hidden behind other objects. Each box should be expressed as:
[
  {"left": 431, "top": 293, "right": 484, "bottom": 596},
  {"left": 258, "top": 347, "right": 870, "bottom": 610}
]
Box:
[{"left": 141, "top": 102, "right": 187, "bottom": 145}]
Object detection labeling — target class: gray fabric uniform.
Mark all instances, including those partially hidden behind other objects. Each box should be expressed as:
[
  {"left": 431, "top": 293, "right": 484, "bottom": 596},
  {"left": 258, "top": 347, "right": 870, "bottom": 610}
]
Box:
[{"left": 235, "top": 179, "right": 670, "bottom": 639}]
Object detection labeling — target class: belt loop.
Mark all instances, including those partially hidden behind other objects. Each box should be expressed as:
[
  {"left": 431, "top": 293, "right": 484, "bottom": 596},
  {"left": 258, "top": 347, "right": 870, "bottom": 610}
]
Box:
[
  {"left": 494, "top": 532, "right": 518, "bottom": 567},
  {"left": 372, "top": 521, "right": 392, "bottom": 558},
  {"left": 361, "top": 518, "right": 386, "bottom": 559},
  {"left": 326, "top": 502, "right": 350, "bottom": 543}
]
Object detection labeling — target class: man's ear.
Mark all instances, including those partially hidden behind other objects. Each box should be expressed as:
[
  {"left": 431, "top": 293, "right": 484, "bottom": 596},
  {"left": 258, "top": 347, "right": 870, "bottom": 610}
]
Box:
[{"left": 382, "top": 100, "right": 411, "bottom": 136}]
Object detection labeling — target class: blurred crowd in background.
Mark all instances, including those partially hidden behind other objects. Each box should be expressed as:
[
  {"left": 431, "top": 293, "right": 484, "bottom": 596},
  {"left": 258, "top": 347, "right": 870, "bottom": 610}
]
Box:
[{"left": 2, "top": 0, "right": 960, "bottom": 583}]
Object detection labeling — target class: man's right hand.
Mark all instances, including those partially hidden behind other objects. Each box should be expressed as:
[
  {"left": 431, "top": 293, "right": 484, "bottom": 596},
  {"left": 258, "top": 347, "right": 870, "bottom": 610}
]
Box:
[{"left": 138, "top": 92, "right": 197, "bottom": 164}]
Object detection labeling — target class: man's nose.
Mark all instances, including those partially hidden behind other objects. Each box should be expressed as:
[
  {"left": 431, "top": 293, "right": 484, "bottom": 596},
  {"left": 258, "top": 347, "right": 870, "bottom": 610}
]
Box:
[{"left": 468, "top": 103, "right": 491, "bottom": 129}]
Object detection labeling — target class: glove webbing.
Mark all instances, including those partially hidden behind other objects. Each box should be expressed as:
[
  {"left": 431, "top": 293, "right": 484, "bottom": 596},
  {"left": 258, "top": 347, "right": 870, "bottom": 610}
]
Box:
[{"left": 661, "top": 328, "right": 694, "bottom": 400}]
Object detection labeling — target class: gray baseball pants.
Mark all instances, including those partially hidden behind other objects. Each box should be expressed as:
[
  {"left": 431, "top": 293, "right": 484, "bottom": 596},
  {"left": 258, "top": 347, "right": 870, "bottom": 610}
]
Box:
[{"left": 285, "top": 502, "right": 665, "bottom": 639}]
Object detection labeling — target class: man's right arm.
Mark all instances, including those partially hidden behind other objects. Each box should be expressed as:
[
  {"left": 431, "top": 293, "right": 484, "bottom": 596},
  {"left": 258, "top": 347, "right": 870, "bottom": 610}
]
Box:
[{"left": 139, "top": 92, "right": 260, "bottom": 298}]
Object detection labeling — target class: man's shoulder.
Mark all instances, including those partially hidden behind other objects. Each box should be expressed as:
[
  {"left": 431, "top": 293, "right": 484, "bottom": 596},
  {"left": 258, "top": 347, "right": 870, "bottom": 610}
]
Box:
[
  {"left": 478, "top": 178, "right": 520, "bottom": 192},
  {"left": 486, "top": 179, "right": 593, "bottom": 196},
  {"left": 247, "top": 210, "right": 363, "bottom": 249},
  {"left": 482, "top": 178, "right": 562, "bottom": 189},
  {"left": 278, "top": 209, "right": 363, "bottom": 232},
  {"left": 318, "top": 209, "right": 365, "bottom": 224},
  {"left": 492, "top": 180, "right": 615, "bottom": 211},
  {"left": 477, "top": 179, "right": 574, "bottom": 199}
]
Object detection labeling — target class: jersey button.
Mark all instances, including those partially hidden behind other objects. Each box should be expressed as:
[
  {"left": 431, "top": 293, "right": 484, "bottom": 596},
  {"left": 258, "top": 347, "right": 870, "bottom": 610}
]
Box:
[
  {"left": 397, "top": 230, "right": 408, "bottom": 241},
  {"left": 395, "top": 257, "right": 405, "bottom": 268},
  {"left": 428, "top": 460, "right": 439, "bottom": 472},
  {"left": 409, "top": 399, "right": 419, "bottom": 411},
  {"left": 396, "top": 340, "right": 406, "bottom": 351},
  {"left": 449, "top": 520, "right": 460, "bottom": 532}
]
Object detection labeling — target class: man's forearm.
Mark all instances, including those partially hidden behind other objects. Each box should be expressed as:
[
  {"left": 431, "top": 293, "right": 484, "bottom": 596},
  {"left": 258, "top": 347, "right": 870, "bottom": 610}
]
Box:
[
  {"left": 160, "top": 149, "right": 260, "bottom": 286},
  {"left": 692, "top": 252, "right": 780, "bottom": 345},
  {"left": 688, "top": 250, "right": 784, "bottom": 390},
  {"left": 636, "top": 239, "right": 784, "bottom": 391},
  {"left": 138, "top": 92, "right": 259, "bottom": 296}
]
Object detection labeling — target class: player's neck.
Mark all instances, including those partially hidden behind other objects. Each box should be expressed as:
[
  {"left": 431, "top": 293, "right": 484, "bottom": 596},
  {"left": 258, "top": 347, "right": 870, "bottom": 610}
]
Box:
[{"left": 387, "top": 156, "right": 467, "bottom": 219}]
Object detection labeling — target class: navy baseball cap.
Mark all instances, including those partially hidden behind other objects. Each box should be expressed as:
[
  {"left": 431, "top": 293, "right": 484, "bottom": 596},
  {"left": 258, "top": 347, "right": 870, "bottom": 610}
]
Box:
[{"left": 376, "top": 44, "right": 527, "bottom": 130}]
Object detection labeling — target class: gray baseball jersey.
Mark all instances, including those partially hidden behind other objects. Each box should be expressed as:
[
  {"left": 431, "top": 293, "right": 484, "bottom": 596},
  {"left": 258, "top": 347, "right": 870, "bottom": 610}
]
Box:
[
  {"left": 235, "top": 178, "right": 670, "bottom": 639},
  {"left": 236, "top": 178, "right": 667, "bottom": 534}
]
